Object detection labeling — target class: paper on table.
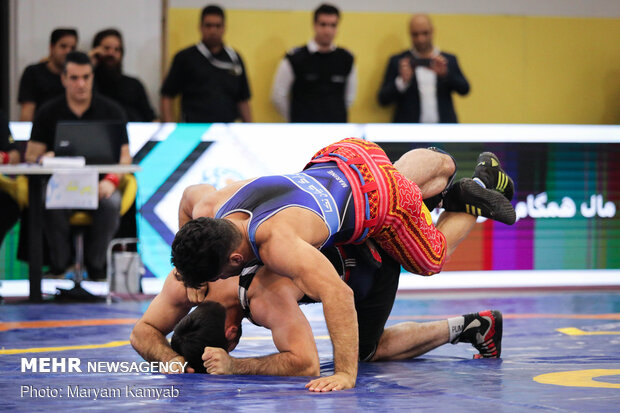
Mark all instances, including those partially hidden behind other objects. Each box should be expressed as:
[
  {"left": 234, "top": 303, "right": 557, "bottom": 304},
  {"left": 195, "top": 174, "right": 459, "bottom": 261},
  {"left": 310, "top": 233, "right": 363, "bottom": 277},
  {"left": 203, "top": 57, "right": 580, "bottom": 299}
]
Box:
[
  {"left": 45, "top": 169, "right": 98, "bottom": 209},
  {"left": 42, "top": 156, "right": 86, "bottom": 168}
]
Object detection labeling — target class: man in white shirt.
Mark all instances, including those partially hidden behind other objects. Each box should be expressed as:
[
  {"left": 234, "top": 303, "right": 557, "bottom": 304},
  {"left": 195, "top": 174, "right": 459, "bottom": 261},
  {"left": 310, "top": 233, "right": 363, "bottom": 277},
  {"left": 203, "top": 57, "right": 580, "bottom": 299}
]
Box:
[
  {"left": 271, "top": 4, "right": 357, "bottom": 123},
  {"left": 378, "top": 14, "right": 470, "bottom": 123}
]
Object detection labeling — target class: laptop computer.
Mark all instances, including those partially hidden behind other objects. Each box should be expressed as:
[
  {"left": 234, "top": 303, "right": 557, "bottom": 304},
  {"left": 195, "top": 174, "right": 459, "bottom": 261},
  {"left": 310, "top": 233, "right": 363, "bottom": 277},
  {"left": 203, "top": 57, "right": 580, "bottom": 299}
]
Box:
[{"left": 54, "top": 121, "right": 125, "bottom": 165}]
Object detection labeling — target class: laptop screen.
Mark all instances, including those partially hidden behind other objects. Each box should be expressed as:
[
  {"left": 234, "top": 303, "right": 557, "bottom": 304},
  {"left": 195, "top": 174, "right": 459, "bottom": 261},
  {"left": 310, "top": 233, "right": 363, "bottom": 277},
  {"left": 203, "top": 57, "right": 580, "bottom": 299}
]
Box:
[{"left": 54, "top": 121, "right": 125, "bottom": 164}]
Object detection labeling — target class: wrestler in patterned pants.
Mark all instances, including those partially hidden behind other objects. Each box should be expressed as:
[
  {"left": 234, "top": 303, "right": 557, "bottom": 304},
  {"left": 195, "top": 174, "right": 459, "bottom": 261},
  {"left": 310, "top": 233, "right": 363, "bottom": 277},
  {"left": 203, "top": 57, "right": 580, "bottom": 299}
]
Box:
[{"left": 306, "top": 137, "right": 446, "bottom": 276}]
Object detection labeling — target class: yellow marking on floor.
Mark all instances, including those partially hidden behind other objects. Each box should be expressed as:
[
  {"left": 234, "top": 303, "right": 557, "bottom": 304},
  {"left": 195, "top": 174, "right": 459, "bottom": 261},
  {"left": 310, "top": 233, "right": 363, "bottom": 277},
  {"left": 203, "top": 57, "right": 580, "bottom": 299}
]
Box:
[
  {"left": 557, "top": 327, "right": 620, "bottom": 336},
  {"left": 0, "top": 340, "right": 130, "bottom": 355},
  {"left": 0, "top": 318, "right": 138, "bottom": 331},
  {"left": 534, "top": 369, "right": 620, "bottom": 389},
  {"left": 0, "top": 336, "right": 331, "bottom": 355}
]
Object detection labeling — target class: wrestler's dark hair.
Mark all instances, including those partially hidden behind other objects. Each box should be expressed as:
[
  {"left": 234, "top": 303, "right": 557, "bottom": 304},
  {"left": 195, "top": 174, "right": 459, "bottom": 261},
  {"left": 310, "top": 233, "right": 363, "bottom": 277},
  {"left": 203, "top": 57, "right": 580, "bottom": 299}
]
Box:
[
  {"left": 314, "top": 4, "right": 340, "bottom": 22},
  {"left": 201, "top": 4, "right": 225, "bottom": 23},
  {"left": 171, "top": 217, "right": 241, "bottom": 288},
  {"left": 170, "top": 301, "right": 229, "bottom": 374},
  {"left": 50, "top": 28, "right": 78, "bottom": 46},
  {"left": 63, "top": 51, "right": 93, "bottom": 73},
  {"left": 92, "top": 28, "right": 124, "bottom": 55}
]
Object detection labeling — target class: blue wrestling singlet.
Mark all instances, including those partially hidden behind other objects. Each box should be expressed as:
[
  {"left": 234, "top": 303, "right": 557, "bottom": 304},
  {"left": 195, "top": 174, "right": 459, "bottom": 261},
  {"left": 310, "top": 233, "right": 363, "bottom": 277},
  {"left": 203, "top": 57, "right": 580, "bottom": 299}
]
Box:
[{"left": 215, "top": 163, "right": 356, "bottom": 261}]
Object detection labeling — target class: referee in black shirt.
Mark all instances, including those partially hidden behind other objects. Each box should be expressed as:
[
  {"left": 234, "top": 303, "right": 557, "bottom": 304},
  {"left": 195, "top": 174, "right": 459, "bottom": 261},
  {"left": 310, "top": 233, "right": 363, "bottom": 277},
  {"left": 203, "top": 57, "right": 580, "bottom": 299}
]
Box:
[{"left": 160, "top": 5, "right": 252, "bottom": 123}]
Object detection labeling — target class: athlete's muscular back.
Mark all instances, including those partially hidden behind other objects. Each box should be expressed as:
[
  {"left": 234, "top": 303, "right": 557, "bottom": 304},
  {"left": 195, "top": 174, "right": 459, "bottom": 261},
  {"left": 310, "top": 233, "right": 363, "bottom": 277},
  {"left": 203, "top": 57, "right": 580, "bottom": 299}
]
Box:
[{"left": 180, "top": 179, "right": 331, "bottom": 251}]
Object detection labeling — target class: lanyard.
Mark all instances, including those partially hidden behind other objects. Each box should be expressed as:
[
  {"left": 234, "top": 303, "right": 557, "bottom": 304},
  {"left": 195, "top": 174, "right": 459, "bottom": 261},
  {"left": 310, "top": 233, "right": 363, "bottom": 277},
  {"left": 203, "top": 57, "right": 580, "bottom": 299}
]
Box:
[{"left": 195, "top": 43, "right": 243, "bottom": 76}]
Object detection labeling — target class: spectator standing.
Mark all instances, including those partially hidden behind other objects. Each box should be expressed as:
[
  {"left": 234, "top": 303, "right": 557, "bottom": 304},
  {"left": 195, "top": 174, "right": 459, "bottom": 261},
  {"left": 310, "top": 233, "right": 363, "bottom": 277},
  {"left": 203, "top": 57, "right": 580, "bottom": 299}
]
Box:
[
  {"left": 271, "top": 4, "right": 356, "bottom": 123},
  {"left": 18, "top": 28, "right": 78, "bottom": 121},
  {"left": 160, "top": 5, "right": 252, "bottom": 123},
  {"left": 378, "top": 14, "right": 470, "bottom": 123},
  {"left": 90, "top": 28, "right": 156, "bottom": 122}
]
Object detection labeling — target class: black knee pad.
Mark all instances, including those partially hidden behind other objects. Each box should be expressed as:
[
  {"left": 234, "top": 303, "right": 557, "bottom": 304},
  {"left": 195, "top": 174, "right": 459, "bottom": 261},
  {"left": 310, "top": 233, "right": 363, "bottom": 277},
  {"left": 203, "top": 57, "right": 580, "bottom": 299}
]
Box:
[{"left": 423, "top": 147, "right": 458, "bottom": 210}]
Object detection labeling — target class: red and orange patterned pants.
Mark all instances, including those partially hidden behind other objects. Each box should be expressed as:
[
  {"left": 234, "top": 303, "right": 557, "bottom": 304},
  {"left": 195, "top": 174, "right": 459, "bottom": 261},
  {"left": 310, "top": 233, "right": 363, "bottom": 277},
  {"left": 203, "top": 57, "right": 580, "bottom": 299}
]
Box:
[{"left": 306, "top": 137, "right": 446, "bottom": 275}]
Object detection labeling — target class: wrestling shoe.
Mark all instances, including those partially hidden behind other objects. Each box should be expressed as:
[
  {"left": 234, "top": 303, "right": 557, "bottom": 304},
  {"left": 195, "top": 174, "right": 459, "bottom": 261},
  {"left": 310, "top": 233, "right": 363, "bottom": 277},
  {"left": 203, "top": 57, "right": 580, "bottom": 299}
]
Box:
[
  {"left": 443, "top": 178, "right": 516, "bottom": 225},
  {"left": 473, "top": 152, "right": 514, "bottom": 201},
  {"left": 453, "top": 310, "right": 503, "bottom": 359}
]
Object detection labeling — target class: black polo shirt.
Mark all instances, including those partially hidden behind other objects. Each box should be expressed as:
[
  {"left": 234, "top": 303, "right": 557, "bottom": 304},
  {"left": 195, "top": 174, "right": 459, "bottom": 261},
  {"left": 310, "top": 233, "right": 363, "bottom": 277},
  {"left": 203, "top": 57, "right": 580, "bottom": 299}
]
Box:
[
  {"left": 0, "top": 110, "right": 16, "bottom": 152},
  {"left": 94, "top": 68, "right": 156, "bottom": 122},
  {"left": 30, "top": 94, "right": 129, "bottom": 151},
  {"left": 160, "top": 44, "right": 251, "bottom": 122},
  {"left": 18, "top": 62, "right": 65, "bottom": 108}
]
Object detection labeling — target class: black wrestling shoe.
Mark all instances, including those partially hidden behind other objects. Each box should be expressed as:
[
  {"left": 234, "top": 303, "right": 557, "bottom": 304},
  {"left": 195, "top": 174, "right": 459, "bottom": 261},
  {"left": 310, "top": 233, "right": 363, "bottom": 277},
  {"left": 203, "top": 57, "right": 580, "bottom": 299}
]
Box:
[
  {"left": 473, "top": 152, "right": 514, "bottom": 201},
  {"left": 443, "top": 178, "right": 516, "bottom": 225},
  {"left": 453, "top": 310, "right": 502, "bottom": 359}
]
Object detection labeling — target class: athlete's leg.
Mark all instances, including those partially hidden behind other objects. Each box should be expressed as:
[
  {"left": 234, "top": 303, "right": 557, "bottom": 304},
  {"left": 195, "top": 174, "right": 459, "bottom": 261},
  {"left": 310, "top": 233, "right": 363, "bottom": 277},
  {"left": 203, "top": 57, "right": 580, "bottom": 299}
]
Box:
[
  {"left": 393, "top": 148, "right": 455, "bottom": 199},
  {"left": 371, "top": 309, "right": 503, "bottom": 361},
  {"left": 306, "top": 138, "right": 503, "bottom": 275},
  {"left": 372, "top": 166, "right": 448, "bottom": 276},
  {"left": 436, "top": 211, "right": 476, "bottom": 257},
  {"left": 371, "top": 320, "right": 450, "bottom": 361}
]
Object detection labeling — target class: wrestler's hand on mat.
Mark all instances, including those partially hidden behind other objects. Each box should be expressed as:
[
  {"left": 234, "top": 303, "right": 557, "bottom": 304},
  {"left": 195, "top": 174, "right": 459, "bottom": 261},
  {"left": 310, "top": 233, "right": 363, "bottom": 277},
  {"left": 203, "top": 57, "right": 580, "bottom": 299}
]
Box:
[
  {"left": 186, "top": 284, "right": 209, "bottom": 305},
  {"left": 164, "top": 355, "right": 194, "bottom": 374},
  {"left": 202, "top": 347, "right": 233, "bottom": 375},
  {"left": 305, "top": 372, "right": 356, "bottom": 392}
]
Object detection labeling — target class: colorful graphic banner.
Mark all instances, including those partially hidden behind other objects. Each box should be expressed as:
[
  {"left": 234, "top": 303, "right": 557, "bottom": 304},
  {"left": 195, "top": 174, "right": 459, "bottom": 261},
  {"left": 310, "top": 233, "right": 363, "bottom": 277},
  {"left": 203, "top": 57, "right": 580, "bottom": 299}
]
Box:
[{"left": 4, "top": 123, "right": 620, "bottom": 282}]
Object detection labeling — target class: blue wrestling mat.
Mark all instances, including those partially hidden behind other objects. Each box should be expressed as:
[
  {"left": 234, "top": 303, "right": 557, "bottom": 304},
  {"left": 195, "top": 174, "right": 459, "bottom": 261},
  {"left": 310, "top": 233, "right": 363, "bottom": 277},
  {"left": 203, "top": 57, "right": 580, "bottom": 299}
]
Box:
[{"left": 1, "top": 290, "right": 619, "bottom": 412}]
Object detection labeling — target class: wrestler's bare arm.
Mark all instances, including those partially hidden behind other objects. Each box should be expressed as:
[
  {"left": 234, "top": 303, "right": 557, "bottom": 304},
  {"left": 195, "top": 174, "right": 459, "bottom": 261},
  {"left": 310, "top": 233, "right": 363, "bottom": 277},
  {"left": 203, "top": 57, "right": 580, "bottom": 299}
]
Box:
[
  {"left": 209, "top": 278, "right": 320, "bottom": 376},
  {"left": 258, "top": 229, "right": 358, "bottom": 392},
  {"left": 130, "top": 270, "right": 193, "bottom": 371},
  {"left": 179, "top": 184, "right": 216, "bottom": 228}
]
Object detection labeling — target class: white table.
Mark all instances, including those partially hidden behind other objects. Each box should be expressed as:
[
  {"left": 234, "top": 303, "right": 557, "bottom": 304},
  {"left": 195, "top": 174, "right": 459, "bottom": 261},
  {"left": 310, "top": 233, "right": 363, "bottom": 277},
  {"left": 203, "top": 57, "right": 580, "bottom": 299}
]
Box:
[{"left": 0, "top": 164, "right": 141, "bottom": 302}]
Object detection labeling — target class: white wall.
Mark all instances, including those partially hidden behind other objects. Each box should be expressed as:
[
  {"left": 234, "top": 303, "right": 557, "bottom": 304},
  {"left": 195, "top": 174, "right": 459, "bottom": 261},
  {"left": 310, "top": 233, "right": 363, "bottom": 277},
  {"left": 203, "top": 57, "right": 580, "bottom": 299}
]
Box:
[{"left": 9, "top": 0, "right": 162, "bottom": 120}]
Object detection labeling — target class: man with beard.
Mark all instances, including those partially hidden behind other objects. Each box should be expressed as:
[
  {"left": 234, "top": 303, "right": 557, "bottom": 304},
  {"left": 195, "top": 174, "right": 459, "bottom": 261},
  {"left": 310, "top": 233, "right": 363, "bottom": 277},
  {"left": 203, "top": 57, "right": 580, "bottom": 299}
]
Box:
[
  {"left": 160, "top": 4, "right": 252, "bottom": 123},
  {"left": 89, "top": 29, "right": 156, "bottom": 122},
  {"left": 18, "top": 28, "right": 78, "bottom": 121}
]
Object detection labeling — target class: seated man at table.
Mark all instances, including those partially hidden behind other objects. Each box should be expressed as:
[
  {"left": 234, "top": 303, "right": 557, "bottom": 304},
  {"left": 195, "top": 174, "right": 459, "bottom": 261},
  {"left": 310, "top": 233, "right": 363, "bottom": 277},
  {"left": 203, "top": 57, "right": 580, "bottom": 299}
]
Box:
[{"left": 25, "top": 51, "right": 131, "bottom": 279}]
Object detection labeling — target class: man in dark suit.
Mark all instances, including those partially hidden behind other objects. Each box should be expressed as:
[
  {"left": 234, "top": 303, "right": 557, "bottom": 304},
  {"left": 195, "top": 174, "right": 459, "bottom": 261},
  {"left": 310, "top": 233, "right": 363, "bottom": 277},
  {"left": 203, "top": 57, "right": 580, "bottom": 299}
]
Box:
[{"left": 378, "top": 14, "right": 470, "bottom": 123}]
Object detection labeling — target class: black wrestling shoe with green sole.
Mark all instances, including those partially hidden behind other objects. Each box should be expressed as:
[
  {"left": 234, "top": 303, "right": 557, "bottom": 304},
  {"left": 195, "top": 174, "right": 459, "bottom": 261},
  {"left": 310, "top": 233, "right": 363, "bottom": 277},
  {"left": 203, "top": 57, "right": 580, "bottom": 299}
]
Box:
[
  {"left": 453, "top": 310, "right": 503, "bottom": 359},
  {"left": 473, "top": 152, "right": 514, "bottom": 201},
  {"left": 444, "top": 178, "right": 516, "bottom": 225}
]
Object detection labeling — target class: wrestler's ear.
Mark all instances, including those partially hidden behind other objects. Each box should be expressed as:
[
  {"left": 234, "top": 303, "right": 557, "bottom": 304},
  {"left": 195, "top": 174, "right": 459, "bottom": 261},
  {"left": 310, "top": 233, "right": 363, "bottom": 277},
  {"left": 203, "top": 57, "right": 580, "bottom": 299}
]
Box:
[
  {"left": 225, "top": 325, "right": 238, "bottom": 341},
  {"left": 229, "top": 252, "right": 244, "bottom": 266},
  {"left": 225, "top": 325, "right": 239, "bottom": 351}
]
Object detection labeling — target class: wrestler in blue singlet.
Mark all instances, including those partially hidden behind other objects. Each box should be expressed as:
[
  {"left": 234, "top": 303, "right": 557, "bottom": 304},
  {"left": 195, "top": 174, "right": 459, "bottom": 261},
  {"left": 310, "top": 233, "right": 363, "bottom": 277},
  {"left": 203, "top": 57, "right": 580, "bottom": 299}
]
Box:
[{"left": 215, "top": 162, "right": 356, "bottom": 261}]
